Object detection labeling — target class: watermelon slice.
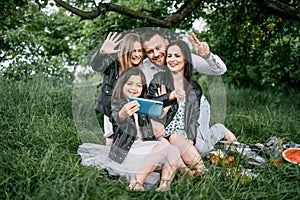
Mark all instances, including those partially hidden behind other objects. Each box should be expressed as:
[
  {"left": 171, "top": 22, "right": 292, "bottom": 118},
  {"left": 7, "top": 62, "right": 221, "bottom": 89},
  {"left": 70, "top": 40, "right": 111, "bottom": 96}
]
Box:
[{"left": 282, "top": 148, "right": 300, "bottom": 164}]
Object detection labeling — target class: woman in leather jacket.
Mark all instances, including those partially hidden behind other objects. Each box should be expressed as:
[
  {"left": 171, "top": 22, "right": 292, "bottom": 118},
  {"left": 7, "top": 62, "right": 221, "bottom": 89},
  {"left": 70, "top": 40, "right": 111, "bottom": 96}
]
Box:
[
  {"left": 90, "top": 32, "right": 143, "bottom": 145},
  {"left": 148, "top": 40, "right": 206, "bottom": 176},
  {"left": 109, "top": 67, "right": 181, "bottom": 191}
]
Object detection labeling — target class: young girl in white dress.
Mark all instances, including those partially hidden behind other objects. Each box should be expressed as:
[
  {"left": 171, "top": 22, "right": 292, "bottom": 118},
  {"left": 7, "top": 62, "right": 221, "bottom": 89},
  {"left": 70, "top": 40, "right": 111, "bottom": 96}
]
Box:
[{"left": 109, "top": 67, "right": 181, "bottom": 191}]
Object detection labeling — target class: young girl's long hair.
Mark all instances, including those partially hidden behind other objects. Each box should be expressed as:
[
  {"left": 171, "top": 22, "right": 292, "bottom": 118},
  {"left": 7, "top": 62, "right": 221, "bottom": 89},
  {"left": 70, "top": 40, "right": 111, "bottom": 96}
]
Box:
[
  {"left": 112, "top": 68, "right": 148, "bottom": 102},
  {"left": 118, "top": 33, "right": 143, "bottom": 73}
]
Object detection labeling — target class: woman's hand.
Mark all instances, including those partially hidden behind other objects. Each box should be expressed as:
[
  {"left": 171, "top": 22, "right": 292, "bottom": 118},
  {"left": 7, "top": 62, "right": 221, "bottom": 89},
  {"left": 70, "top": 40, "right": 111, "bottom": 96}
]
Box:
[
  {"left": 157, "top": 85, "right": 167, "bottom": 96},
  {"left": 171, "top": 78, "right": 186, "bottom": 102},
  {"left": 99, "top": 32, "right": 123, "bottom": 55},
  {"left": 157, "top": 84, "right": 185, "bottom": 102},
  {"left": 187, "top": 33, "right": 210, "bottom": 58},
  {"left": 169, "top": 89, "right": 186, "bottom": 102},
  {"left": 118, "top": 101, "right": 140, "bottom": 122},
  {"left": 159, "top": 106, "right": 171, "bottom": 119},
  {"left": 174, "top": 88, "right": 186, "bottom": 102}
]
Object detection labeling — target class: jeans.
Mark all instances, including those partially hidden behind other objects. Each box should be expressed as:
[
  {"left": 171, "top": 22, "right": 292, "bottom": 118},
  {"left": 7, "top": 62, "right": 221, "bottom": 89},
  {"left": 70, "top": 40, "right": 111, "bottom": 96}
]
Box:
[{"left": 195, "top": 95, "right": 226, "bottom": 154}]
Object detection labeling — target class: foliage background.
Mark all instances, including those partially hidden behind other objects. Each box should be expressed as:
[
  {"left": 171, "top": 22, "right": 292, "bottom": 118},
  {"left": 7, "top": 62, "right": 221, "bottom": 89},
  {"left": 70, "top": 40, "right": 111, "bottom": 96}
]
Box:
[
  {"left": 1, "top": 0, "right": 299, "bottom": 199},
  {"left": 1, "top": 0, "right": 299, "bottom": 89}
]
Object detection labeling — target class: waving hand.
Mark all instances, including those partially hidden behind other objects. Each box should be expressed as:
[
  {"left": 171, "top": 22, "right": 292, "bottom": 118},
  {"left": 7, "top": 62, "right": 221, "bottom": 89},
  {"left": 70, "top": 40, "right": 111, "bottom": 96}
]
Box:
[{"left": 99, "top": 32, "right": 123, "bottom": 55}]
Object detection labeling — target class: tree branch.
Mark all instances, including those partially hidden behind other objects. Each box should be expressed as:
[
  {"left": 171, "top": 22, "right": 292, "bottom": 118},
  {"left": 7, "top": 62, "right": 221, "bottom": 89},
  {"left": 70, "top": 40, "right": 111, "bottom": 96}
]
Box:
[
  {"left": 53, "top": 0, "right": 300, "bottom": 26},
  {"left": 164, "top": 0, "right": 203, "bottom": 26},
  {"left": 53, "top": 0, "right": 204, "bottom": 27},
  {"left": 106, "top": 3, "right": 168, "bottom": 27},
  {"left": 253, "top": 0, "right": 300, "bottom": 21},
  {"left": 53, "top": 0, "right": 101, "bottom": 19}
]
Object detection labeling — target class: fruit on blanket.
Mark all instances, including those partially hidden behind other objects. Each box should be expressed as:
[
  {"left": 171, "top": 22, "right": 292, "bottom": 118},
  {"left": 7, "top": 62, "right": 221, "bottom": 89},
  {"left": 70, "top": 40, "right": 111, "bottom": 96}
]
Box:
[
  {"left": 210, "top": 151, "right": 235, "bottom": 167},
  {"left": 272, "top": 158, "right": 283, "bottom": 166},
  {"left": 282, "top": 148, "right": 300, "bottom": 164}
]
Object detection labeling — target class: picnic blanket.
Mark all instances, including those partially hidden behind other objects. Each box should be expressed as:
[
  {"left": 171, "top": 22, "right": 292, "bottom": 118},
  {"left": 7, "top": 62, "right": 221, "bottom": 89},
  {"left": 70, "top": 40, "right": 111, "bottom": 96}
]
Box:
[
  {"left": 77, "top": 136, "right": 299, "bottom": 188},
  {"left": 209, "top": 136, "right": 300, "bottom": 166}
]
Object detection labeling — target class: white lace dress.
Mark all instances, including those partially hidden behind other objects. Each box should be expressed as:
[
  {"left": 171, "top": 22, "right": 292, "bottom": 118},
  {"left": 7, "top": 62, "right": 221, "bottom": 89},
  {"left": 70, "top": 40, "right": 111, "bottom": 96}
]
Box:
[{"left": 77, "top": 114, "right": 181, "bottom": 186}]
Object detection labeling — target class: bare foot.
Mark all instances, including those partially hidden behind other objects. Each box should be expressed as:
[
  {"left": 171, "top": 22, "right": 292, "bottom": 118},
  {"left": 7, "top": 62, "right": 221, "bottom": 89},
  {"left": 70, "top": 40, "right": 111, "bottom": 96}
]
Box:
[{"left": 224, "top": 128, "right": 237, "bottom": 142}]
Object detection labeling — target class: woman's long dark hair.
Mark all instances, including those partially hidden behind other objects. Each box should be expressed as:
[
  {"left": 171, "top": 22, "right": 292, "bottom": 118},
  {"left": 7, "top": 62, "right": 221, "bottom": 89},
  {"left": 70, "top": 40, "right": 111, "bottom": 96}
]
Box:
[
  {"left": 165, "top": 40, "right": 193, "bottom": 90},
  {"left": 112, "top": 67, "right": 148, "bottom": 102}
]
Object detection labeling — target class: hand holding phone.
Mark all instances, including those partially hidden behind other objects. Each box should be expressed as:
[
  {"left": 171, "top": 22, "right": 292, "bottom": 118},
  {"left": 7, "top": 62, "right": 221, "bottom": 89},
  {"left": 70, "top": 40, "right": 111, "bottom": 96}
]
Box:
[{"left": 129, "top": 97, "right": 163, "bottom": 117}]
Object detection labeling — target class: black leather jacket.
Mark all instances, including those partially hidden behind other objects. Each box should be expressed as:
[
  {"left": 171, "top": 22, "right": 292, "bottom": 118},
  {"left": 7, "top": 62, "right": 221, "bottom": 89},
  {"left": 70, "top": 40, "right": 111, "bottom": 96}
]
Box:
[
  {"left": 148, "top": 71, "right": 202, "bottom": 143},
  {"left": 90, "top": 52, "right": 120, "bottom": 117},
  {"left": 108, "top": 98, "right": 156, "bottom": 164}
]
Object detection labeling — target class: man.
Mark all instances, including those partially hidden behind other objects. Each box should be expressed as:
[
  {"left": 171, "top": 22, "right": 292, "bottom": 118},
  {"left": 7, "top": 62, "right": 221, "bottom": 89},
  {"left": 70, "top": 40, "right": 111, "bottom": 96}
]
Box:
[
  {"left": 140, "top": 29, "right": 236, "bottom": 154},
  {"left": 141, "top": 29, "right": 227, "bottom": 86}
]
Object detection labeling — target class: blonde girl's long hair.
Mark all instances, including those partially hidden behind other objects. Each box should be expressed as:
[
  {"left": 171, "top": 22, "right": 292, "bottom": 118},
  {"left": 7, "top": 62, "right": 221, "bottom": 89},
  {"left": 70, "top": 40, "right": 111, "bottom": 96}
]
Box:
[{"left": 118, "top": 33, "right": 143, "bottom": 73}]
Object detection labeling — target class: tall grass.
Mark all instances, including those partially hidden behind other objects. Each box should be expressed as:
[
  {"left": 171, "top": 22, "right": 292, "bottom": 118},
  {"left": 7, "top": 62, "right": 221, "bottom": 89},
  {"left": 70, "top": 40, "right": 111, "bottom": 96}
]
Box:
[
  {"left": 225, "top": 85, "right": 300, "bottom": 143},
  {"left": 0, "top": 77, "right": 299, "bottom": 199}
]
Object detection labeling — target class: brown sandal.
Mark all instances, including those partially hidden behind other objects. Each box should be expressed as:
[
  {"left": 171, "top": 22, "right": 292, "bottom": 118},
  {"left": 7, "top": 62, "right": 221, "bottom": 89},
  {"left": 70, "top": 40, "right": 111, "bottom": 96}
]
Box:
[
  {"left": 128, "top": 181, "right": 145, "bottom": 191},
  {"left": 190, "top": 159, "right": 207, "bottom": 177},
  {"left": 156, "top": 179, "right": 171, "bottom": 192},
  {"left": 193, "top": 162, "right": 208, "bottom": 177},
  {"left": 179, "top": 167, "right": 194, "bottom": 177}
]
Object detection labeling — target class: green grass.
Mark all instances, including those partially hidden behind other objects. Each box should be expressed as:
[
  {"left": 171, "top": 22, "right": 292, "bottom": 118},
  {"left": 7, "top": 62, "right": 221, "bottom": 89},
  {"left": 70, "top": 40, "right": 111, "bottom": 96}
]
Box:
[{"left": 0, "top": 77, "right": 299, "bottom": 199}]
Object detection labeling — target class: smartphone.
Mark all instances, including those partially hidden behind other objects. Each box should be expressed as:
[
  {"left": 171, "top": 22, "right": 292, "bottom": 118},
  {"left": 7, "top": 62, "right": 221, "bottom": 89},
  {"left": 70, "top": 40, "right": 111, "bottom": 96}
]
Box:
[{"left": 129, "top": 97, "right": 163, "bottom": 117}]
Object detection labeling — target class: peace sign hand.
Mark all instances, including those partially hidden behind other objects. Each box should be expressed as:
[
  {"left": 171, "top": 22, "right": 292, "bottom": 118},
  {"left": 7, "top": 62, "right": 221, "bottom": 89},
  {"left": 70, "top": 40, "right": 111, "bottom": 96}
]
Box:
[
  {"left": 99, "top": 32, "right": 123, "bottom": 55},
  {"left": 187, "top": 33, "right": 210, "bottom": 58}
]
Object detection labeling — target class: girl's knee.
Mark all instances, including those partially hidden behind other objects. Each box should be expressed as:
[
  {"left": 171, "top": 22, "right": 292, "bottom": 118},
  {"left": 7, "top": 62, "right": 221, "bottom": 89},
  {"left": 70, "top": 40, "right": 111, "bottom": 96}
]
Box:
[{"left": 169, "top": 133, "right": 185, "bottom": 143}]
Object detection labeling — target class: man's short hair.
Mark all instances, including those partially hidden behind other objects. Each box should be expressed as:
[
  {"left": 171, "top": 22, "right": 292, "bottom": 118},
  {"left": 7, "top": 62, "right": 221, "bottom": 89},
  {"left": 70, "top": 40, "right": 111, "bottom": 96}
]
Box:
[{"left": 141, "top": 29, "right": 165, "bottom": 43}]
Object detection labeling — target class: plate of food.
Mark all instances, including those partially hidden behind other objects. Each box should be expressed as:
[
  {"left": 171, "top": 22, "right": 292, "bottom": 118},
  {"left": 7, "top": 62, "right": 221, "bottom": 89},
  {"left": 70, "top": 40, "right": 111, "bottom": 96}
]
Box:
[{"left": 282, "top": 148, "right": 300, "bottom": 164}]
